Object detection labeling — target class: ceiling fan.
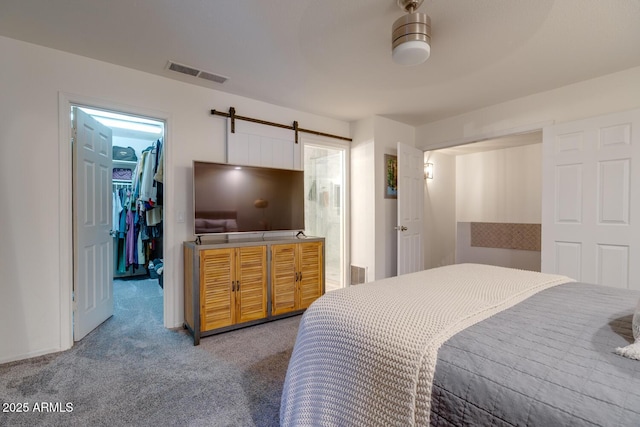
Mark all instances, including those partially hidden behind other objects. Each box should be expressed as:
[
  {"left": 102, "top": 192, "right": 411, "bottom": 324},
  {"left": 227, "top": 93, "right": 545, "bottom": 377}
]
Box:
[{"left": 391, "top": 0, "right": 431, "bottom": 66}]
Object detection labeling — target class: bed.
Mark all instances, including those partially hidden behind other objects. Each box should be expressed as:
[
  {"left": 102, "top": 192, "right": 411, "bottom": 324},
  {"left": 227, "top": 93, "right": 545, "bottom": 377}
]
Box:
[{"left": 280, "top": 263, "right": 640, "bottom": 426}]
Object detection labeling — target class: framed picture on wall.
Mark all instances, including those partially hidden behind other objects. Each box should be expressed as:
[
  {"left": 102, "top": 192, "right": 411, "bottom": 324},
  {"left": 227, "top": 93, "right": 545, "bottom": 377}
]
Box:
[{"left": 384, "top": 154, "right": 397, "bottom": 199}]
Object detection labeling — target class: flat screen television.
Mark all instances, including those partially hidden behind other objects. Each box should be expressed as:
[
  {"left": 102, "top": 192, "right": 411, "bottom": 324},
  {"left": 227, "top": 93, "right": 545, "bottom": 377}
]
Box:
[{"left": 193, "top": 161, "right": 305, "bottom": 235}]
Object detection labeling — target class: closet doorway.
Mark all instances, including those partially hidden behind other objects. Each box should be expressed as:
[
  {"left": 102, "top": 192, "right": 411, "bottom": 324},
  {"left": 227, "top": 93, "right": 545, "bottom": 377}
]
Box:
[{"left": 71, "top": 104, "right": 165, "bottom": 341}]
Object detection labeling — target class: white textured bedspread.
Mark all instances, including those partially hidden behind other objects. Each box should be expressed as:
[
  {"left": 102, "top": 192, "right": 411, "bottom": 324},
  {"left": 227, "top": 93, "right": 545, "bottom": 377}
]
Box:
[{"left": 280, "top": 264, "right": 573, "bottom": 426}]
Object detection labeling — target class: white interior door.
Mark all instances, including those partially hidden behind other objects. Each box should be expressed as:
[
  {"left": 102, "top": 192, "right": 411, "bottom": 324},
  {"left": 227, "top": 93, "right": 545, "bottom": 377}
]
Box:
[
  {"left": 73, "top": 107, "right": 114, "bottom": 340},
  {"left": 542, "top": 108, "right": 640, "bottom": 289},
  {"left": 397, "top": 142, "right": 424, "bottom": 275}
]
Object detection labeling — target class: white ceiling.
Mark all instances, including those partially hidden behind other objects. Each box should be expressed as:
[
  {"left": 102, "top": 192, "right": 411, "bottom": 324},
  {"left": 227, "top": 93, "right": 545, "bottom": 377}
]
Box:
[{"left": 1, "top": 0, "right": 639, "bottom": 127}]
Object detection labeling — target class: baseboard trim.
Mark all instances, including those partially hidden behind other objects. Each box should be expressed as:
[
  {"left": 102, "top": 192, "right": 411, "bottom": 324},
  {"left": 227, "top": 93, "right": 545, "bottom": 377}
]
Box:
[{"left": 0, "top": 347, "right": 63, "bottom": 365}]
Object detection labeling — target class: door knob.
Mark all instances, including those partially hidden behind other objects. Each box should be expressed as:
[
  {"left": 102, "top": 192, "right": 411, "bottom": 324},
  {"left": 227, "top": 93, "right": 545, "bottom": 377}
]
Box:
[{"left": 395, "top": 226, "right": 408, "bottom": 231}]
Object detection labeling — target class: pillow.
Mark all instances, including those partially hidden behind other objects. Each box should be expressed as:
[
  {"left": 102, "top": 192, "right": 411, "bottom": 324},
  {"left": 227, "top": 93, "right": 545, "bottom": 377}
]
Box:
[
  {"left": 195, "top": 219, "right": 227, "bottom": 233},
  {"left": 226, "top": 219, "right": 238, "bottom": 232},
  {"left": 615, "top": 299, "right": 640, "bottom": 360}
]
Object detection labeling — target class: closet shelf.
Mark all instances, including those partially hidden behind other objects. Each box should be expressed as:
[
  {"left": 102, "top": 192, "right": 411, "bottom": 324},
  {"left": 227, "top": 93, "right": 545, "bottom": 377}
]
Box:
[{"left": 113, "top": 160, "right": 137, "bottom": 168}]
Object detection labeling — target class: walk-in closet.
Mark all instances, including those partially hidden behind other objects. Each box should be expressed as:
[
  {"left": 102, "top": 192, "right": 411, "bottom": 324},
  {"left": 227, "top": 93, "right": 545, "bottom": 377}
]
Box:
[
  {"left": 72, "top": 106, "right": 165, "bottom": 341},
  {"left": 112, "top": 137, "right": 165, "bottom": 285}
]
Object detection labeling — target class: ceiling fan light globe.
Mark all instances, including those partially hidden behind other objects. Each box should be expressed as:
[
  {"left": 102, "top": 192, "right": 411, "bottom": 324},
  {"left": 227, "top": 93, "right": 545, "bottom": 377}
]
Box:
[{"left": 392, "top": 40, "right": 430, "bottom": 66}]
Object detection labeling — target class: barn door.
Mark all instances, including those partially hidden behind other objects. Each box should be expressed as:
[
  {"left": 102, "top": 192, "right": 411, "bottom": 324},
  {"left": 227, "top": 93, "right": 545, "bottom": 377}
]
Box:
[{"left": 541, "top": 108, "right": 640, "bottom": 289}]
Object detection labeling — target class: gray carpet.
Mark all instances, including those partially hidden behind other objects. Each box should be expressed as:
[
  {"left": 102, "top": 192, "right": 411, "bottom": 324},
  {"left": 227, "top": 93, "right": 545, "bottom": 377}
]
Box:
[{"left": 0, "top": 279, "right": 301, "bottom": 426}]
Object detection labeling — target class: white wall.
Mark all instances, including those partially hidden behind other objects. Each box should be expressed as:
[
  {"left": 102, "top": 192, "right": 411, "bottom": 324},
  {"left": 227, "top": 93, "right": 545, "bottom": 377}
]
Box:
[
  {"left": 416, "top": 66, "right": 640, "bottom": 150},
  {"left": 349, "top": 116, "right": 415, "bottom": 281},
  {"left": 456, "top": 144, "right": 542, "bottom": 223},
  {"left": 0, "top": 35, "right": 349, "bottom": 363},
  {"left": 424, "top": 144, "right": 541, "bottom": 271},
  {"left": 423, "top": 151, "right": 456, "bottom": 269},
  {"left": 349, "top": 117, "right": 375, "bottom": 282},
  {"left": 454, "top": 144, "right": 542, "bottom": 271}
]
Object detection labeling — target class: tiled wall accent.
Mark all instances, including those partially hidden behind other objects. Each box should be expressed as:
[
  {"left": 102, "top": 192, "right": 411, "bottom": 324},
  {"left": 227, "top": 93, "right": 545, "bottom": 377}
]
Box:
[{"left": 470, "top": 223, "right": 541, "bottom": 251}]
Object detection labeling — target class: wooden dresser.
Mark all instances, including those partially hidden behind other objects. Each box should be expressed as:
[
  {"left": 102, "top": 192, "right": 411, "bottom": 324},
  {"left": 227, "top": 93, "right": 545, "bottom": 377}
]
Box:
[{"left": 183, "top": 236, "right": 324, "bottom": 345}]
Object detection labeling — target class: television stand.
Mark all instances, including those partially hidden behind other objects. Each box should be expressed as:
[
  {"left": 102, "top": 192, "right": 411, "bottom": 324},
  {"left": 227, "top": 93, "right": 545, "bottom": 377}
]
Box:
[{"left": 183, "top": 236, "right": 325, "bottom": 345}]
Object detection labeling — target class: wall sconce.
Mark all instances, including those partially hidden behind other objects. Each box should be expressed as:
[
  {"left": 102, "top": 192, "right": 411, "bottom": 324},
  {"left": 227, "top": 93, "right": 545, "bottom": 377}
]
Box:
[{"left": 424, "top": 162, "right": 433, "bottom": 180}]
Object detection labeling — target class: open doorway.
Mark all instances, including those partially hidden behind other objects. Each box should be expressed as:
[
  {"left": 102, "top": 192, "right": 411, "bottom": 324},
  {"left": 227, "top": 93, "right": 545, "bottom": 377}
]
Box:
[
  {"left": 72, "top": 105, "right": 165, "bottom": 341},
  {"left": 423, "top": 131, "right": 542, "bottom": 272},
  {"left": 303, "top": 140, "right": 349, "bottom": 292}
]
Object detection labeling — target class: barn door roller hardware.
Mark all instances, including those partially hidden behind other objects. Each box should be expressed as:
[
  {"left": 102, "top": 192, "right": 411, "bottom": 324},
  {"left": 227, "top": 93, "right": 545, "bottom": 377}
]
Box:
[{"left": 211, "top": 107, "right": 352, "bottom": 143}]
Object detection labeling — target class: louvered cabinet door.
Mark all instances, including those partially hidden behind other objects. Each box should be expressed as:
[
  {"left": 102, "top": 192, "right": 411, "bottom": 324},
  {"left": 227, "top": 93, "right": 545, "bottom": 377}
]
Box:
[
  {"left": 200, "top": 249, "right": 235, "bottom": 331},
  {"left": 235, "top": 246, "right": 267, "bottom": 323},
  {"left": 184, "top": 238, "right": 324, "bottom": 345},
  {"left": 297, "top": 241, "right": 324, "bottom": 310},
  {"left": 271, "top": 244, "right": 297, "bottom": 315}
]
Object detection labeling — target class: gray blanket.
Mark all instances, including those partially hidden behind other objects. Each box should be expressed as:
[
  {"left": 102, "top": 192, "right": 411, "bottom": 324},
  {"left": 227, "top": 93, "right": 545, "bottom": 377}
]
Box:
[
  {"left": 431, "top": 282, "right": 640, "bottom": 426},
  {"left": 280, "top": 264, "right": 571, "bottom": 426}
]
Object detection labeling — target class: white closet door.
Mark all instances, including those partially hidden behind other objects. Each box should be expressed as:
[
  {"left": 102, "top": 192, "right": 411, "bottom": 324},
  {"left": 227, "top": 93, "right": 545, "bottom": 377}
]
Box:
[
  {"left": 227, "top": 119, "right": 301, "bottom": 170},
  {"left": 541, "top": 108, "right": 640, "bottom": 289},
  {"left": 73, "top": 107, "right": 114, "bottom": 340}
]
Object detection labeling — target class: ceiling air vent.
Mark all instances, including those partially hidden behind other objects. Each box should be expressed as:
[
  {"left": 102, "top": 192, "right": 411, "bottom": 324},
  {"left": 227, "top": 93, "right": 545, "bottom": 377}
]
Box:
[
  {"left": 166, "top": 61, "right": 227, "bottom": 84},
  {"left": 197, "top": 71, "right": 228, "bottom": 84}
]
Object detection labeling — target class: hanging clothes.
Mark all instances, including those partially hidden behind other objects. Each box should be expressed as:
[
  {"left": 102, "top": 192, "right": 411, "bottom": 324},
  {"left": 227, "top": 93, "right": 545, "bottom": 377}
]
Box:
[
  {"left": 112, "top": 189, "right": 122, "bottom": 234},
  {"left": 114, "top": 186, "right": 131, "bottom": 274},
  {"left": 137, "top": 232, "right": 146, "bottom": 266},
  {"left": 118, "top": 189, "right": 129, "bottom": 237},
  {"left": 153, "top": 140, "right": 164, "bottom": 183},
  {"left": 125, "top": 208, "right": 137, "bottom": 267},
  {"left": 115, "top": 138, "right": 164, "bottom": 272},
  {"left": 153, "top": 139, "right": 164, "bottom": 206},
  {"left": 147, "top": 206, "right": 162, "bottom": 227},
  {"left": 139, "top": 146, "right": 158, "bottom": 205}
]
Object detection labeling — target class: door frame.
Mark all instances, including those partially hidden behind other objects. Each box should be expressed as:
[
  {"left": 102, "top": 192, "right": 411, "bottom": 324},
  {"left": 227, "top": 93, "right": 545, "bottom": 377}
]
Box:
[
  {"left": 423, "top": 122, "right": 552, "bottom": 270},
  {"left": 301, "top": 135, "right": 350, "bottom": 290},
  {"left": 58, "top": 92, "right": 174, "bottom": 349}
]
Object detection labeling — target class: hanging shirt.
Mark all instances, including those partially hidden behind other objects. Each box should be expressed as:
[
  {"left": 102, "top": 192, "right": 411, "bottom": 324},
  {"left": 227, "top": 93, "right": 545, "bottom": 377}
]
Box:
[
  {"left": 146, "top": 206, "right": 163, "bottom": 227},
  {"left": 112, "top": 190, "right": 122, "bottom": 234},
  {"left": 139, "top": 148, "right": 157, "bottom": 204},
  {"left": 153, "top": 141, "right": 164, "bottom": 183},
  {"left": 137, "top": 232, "right": 146, "bottom": 266},
  {"left": 126, "top": 208, "right": 136, "bottom": 266}
]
